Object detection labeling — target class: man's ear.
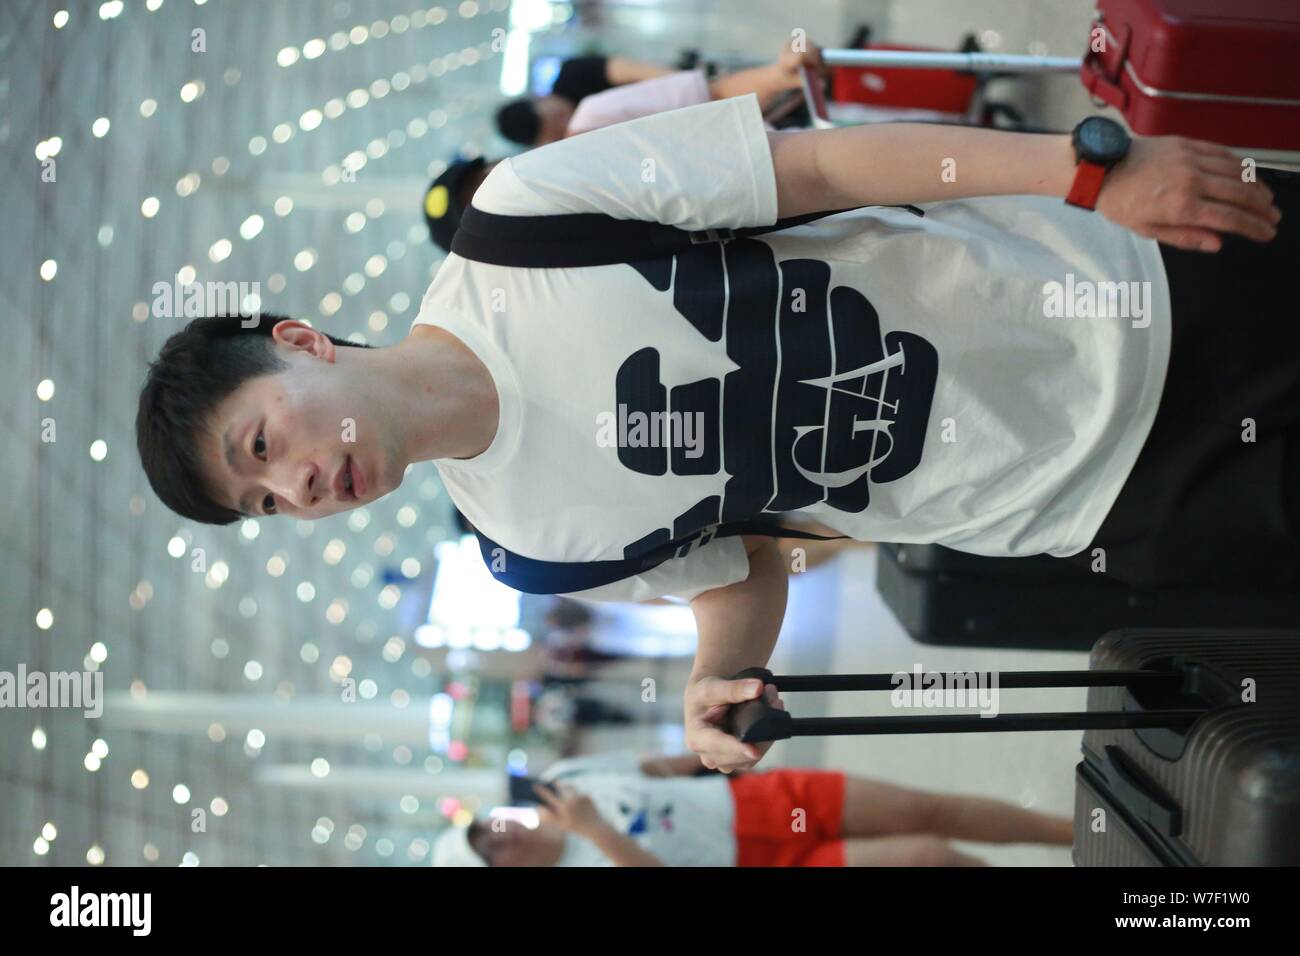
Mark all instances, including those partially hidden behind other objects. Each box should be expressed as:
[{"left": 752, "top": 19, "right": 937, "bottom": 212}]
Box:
[{"left": 270, "top": 319, "right": 336, "bottom": 362}]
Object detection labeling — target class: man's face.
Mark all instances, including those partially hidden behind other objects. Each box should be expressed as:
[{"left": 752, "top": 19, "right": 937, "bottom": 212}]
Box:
[{"left": 197, "top": 321, "right": 404, "bottom": 521}]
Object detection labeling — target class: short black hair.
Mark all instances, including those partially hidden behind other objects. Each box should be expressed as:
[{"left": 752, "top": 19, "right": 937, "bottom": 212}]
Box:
[
  {"left": 496, "top": 98, "right": 540, "bottom": 146},
  {"left": 135, "top": 313, "right": 370, "bottom": 526}
]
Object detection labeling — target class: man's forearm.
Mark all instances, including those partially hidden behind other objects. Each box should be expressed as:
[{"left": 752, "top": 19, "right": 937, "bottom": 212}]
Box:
[
  {"left": 606, "top": 56, "right": 676, "bottom": 86},
  {"left": 640, "top": 752, "right": 710, "bottom": 777},
  {"left": 688, "top": 537, "right": 788, "bottom": 684},
  {"left": 710, "top": 65, "right": 790, "bottom": 112},
  {"left": 768, "top": 123, "right": 1076, "bottom": 219}
]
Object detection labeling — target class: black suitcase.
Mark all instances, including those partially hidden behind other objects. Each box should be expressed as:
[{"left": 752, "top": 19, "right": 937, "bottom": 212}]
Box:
[
  {"left": 724, "top": 628, "right": 1300, "bottom": 866},
  {"left": 876, "top": 543, "right": 1300, "bottom": 651}
]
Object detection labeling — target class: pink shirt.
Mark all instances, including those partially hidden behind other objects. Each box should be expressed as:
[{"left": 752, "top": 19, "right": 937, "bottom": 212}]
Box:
[{"left": 566, "top": 70, "right": 713, "bottom": 135}]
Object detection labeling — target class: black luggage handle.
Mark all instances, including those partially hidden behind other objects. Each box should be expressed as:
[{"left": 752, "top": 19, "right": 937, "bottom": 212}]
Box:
[
  {"left": 724, "top": 666, "right": 1207, "bottom": 743},
  {"left": 1097, "top": 744, "right": 1182, "bottom": 837}
]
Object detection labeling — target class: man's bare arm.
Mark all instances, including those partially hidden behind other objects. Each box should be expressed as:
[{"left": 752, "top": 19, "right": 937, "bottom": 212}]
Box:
[
  {"left": 639, "top": 753, "right": 715, "bottom": 777},
  {"left": 690, "top": 535, "right": 787, "bottom": 684},
  {"left": 684, "top": 535, "right": 789, "bottom": 771},
  {"left": 708, "top": 65, "right": 793, "bottom": 112},
  {"left": 767, "top": 124, "right": 1075, "bottom": 219},
  {"left": 709, "top": 43, "right": 825, "bottom": 112},
  {"left": 765, "top": 124, "right": 1278, "bottom": 251},
  {"left": 605, "top": 56, "right": 675, "bottom": 86}
]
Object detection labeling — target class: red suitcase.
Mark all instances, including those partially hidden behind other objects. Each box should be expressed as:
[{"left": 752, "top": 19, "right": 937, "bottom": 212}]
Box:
[{"left": 1083, "top": 0, "right": 1300, "bottom": 149}]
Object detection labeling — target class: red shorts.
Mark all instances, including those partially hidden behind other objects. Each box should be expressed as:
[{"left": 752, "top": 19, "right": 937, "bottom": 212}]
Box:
[{"left": 729, "top": 769, "right": 846, "bottom": 867}]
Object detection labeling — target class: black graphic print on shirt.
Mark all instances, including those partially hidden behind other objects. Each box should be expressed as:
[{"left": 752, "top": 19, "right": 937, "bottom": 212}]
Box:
[{"left": 616, "top": 237, "right": 939, "bottom": 561}]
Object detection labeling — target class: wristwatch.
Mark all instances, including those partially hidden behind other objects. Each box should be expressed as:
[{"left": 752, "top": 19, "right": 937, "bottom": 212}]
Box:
[{"left": 1066, "top": 116, "right": 1131, "bottom": 211}]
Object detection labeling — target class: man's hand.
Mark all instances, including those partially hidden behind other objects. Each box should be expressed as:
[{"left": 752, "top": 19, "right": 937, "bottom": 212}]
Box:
[
  {"left": 775, "top": 40, "right": 825, "bottom": 90},
  {"left": 535, "top": 781, "right": 666, "bottom": 866},
  {"left": 687, "top": 536, "right": 789, "bottom": 771},
  {"left": 1095, "top": 135, "right": 1280, "bottom": 252},
  {"left": 533, "top": 782, "right": 605, "bottom": 838},
  {"left": 684, "top": 676, "right": 786, "bottom": 772},
  {"left": 711, "top": 41, "right": 825, "bottom": 109}
]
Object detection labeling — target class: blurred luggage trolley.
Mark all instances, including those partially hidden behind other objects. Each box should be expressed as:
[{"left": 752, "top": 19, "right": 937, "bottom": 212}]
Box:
[{"left": 804, "top": 1, "right": 1300, "bottom": 155}]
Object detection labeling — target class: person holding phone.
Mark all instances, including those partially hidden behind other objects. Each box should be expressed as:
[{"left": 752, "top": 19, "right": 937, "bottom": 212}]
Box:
[
  {"left": 424, "top": 42, "right": 827, "bottom": 256},
  {"left": 432, "top": 742, "right": 1072, "bottom": 867},
  {"left": 493, "top": 44, "right": 824, "bottom": 149}
]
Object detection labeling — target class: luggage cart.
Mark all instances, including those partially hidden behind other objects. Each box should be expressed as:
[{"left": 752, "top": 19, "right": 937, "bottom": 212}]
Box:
[
  {"left": 807, "top": 45, "right": 1080, "bottom": 131},
  {"left": 803, "top": 11, "right": 1300, "bottom": 164}
]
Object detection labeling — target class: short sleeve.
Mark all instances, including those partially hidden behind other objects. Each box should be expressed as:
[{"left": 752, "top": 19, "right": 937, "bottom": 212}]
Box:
[
  {"left": 566, "top": 70, "right": 712, "bottom": 135},
  {"left": 558, "top": 533, "right": 751, "bottom": 605},
  {"left": 472, "top": 94, "right": 779, "bottom": 232}
]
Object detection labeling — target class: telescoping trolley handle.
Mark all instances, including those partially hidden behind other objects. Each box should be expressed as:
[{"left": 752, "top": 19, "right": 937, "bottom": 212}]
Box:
[
  {"left": 819, "top": 47, "right": 1083, "bottom": 73},
  {"left": 801, "top": 50, "right": 1084, "bottom": 130},
  {"left": 724, "top": 667, "right": 1210, "bottom": 743}
]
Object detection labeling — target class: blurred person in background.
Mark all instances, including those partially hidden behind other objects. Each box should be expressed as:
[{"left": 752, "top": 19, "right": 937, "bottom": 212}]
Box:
[
  {"left": 424, "top": 42, "right": 826, "bottom": 253},
  {"left": 496, "top": 53, "right": 675, "bottom": 148},
  {"left": 493, "top": 42, "right": 823, "bottom": 148},
  {"left": 538, "top": 598, "right": 632, "bottom": 683},
  {"left": 432, "top": 739, "right": 1072, "bottom": 867}
]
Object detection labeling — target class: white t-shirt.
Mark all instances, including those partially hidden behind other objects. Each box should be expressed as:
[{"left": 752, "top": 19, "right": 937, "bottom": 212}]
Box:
[
  {"left": 538, "top": 753, "right": 736, "bottom": 867},
  {"left": 412, "top": 94, "right": 1172, "bottom": 603},
  {"left": 567, "top": 69, "right": 713, "bottom": 136}
]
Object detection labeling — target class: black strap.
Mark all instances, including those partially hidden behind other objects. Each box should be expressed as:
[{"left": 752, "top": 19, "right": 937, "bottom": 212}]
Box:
[
  {"left": 450, "top": 203, "right": 923, "bottom": 269},
  {"left": 474, "top": 519, "right": 846, "bottom": 595},
  {"left": 724, "top": 666, "right": 1213, "bottom": 742},
  {"left": 453, "top": 200, "right": 926, "bottom": 592}
]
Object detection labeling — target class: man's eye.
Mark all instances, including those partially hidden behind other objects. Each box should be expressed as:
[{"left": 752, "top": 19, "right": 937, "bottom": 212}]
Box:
[
  {"left": 253, "top": 432, "right": 267, "bottom": 458},
  {"left": 262, "top": 494, "right": 277, "bottom": 515}
]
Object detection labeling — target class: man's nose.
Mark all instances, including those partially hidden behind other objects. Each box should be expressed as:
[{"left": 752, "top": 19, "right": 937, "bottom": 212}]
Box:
[{"left": 273, "top": 461, "right": 322, "bottom": 511}]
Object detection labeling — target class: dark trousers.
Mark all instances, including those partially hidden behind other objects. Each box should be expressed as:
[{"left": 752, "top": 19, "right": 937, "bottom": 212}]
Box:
[{"left": 1063, "top": 168, "right": 1300, "bottom": 591}]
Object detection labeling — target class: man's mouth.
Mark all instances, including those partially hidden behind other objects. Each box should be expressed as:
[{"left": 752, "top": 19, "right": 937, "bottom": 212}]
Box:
[{"left": 337, "top": 455, "right": 363, "bottom": 501}]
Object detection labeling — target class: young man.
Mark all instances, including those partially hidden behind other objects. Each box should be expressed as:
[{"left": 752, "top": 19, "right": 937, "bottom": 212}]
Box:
[
  {"left": 136, "top": 94, "right": 1291, "bottom": 776},
  {"left": 431, "top": 745, "right": 1073, "bottom": 867}
]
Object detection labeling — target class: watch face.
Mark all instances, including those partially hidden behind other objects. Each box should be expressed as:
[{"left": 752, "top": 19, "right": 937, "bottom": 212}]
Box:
[{"left": 1078, "top": 118, "right": 1129, "bottom": 165}]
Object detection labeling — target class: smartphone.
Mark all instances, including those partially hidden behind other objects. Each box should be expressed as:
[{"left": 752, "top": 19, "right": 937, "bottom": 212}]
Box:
[
  {"left": 507, "top": 775, "right": 560, "bottom": 806},
  {"left": 799, "top": 64, "right": 834, "bottom": 129}
]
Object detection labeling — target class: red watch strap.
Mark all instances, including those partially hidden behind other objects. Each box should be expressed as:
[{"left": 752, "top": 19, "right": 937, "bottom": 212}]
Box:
[{"left": 1066, "top": 161, "right": 1107, "bottom": 210}]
